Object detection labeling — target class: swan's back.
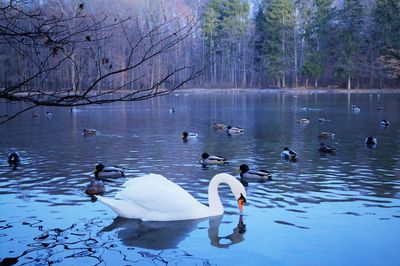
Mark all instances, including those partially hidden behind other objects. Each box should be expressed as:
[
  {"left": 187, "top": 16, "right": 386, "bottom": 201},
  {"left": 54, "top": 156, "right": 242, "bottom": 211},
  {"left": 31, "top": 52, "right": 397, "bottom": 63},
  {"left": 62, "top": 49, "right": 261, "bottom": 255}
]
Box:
[{"left": 98, "top": 174, "right": 209, "bottom": 221}]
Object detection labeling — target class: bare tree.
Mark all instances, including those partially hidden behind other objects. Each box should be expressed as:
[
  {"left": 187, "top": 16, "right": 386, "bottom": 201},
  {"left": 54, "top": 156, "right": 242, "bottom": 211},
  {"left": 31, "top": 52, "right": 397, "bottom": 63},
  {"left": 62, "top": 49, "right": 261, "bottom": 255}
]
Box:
[{"left": 0, "top": 1, "right": 203, "bottom": 124}]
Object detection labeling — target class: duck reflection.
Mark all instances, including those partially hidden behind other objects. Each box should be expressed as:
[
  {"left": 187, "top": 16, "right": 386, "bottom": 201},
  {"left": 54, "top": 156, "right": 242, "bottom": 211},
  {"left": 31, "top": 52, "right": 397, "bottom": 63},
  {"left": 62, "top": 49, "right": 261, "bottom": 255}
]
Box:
[{"left": 100, "top": 215, "right": 246, "bottom": 250}]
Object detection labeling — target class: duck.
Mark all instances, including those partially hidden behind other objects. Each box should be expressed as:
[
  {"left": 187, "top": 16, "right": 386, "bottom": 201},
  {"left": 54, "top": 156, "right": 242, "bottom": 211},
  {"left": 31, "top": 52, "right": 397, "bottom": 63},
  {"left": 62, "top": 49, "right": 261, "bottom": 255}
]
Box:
[
  {"left": 297, "top": 118, "right": 310, "bottom": 125},
  {"left": 94, "top": 163, "right": 125, "bottom": 179},
  {"left": 226, "top": 126, "right": 244, "bottom": 135},
  {"left": 365, "top": 137, "right": 377, "bottom": 147},
  {"left": 83, "top": 128, "right": 98, "bottom": 136},
  {"left": 281, "top": 147, "right": 298, "bottom": 162},
  {"left": 381, "top": 120, "right": 389, "bottom": 126},
  {"left": 96, "top": 173, "right": 247, "bottom": 221},
  {"left": 7, "top": 151, "right": 21, "bottom": 169},
  {"left": 200, "top": 153, "right": 228, "bottom": 165},
  {"left": 85, "top": 179, "right": 106, "bottom": 195},
  {"left": 182, "top": 131, "right": 198, "bottom": 141},
  {"left": 318, "top": 131, "right": 335, "bottom": 139},
  {"left": 169, "top": 108, "right": 175, "bottom": 114},
  {"left": 319, "top": 143, "right": 336, "bottom": 154},
  {"left": 212, "top": 123, "right": 226, "bottom": 130},
  {"left": 351, "top": 105, "right": 360, "bottom": 113},
  {"left": 239, "top": 164, "right": 272, "bottom": 182},
  {"left": 46, "top": 111, "right": 55, "bottom": 117}
]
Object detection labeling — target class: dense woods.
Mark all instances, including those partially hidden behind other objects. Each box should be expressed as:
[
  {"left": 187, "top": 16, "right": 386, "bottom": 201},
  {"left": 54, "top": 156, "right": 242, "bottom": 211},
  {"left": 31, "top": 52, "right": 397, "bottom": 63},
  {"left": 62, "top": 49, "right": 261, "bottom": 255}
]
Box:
[
  {"left": 0, "top": 0, "right": 399, "bottom": 99},
  {"left": 202, "top": 0, "right": 400, "bottom": 89}
]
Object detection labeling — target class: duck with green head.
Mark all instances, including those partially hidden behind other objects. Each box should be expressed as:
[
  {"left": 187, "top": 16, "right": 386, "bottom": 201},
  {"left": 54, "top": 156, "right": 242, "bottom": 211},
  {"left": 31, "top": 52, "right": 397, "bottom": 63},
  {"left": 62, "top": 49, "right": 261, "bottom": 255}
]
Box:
[
  {"left": 239, "top": 164, "right": 272, "bottom": 184},
  {"left": 200, "top": 153, "right": 228, "bottom": 166},
  {"left": 94, "top": 163, "right": 125, "bottom": 179}
]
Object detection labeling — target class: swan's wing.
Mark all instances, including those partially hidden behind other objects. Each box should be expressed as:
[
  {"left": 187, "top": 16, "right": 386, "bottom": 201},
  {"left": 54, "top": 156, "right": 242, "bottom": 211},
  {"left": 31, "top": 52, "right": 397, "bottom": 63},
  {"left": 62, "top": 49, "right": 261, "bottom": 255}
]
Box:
[{"left": 117, "top": 174, "right": 206, "bottom": 214}]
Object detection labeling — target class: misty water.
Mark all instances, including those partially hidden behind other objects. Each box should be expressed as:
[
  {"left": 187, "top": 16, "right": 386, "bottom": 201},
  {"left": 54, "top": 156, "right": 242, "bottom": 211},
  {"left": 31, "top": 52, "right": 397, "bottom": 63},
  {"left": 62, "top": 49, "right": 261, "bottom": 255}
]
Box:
[{"left": 0, "top": 90, "right": 399, "bottom": 265}]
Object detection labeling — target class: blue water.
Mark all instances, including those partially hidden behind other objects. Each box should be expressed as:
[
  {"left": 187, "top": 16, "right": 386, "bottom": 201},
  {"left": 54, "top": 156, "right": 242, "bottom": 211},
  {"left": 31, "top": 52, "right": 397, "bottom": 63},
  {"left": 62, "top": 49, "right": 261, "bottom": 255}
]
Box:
[{"left": 0, "top": 90, "right": 399, "bottom": 265}]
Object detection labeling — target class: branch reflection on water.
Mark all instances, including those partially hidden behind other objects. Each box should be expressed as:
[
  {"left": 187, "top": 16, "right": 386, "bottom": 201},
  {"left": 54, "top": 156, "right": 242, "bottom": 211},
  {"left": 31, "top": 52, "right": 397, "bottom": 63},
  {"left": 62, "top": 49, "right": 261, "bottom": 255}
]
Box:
[{"left": 100, "top": 215, "right": 246, "bottom": 249}]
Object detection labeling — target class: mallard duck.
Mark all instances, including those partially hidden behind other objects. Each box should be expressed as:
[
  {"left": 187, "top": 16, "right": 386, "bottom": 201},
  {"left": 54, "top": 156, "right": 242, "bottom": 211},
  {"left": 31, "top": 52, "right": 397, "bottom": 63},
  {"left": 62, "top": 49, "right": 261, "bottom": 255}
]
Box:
[
  {"left": 85, "top": 179, "right": 106, "bottom": 195},
  {"left": 7, "top": 151, "right": 21, "bottom": 169},
  {"left": 94, "top": 163, "right": 125, "bottom": 179},
  {"left": 226, "top": 126, "right": 244, "bottom": 135},
  {"left": 297, "top": 118, "right": 310, "bottom": 125},
  {"left": 319, "top": 143, "right": 336, "bottom": 154},
  {"left": 212, "top": 123, "right": 226, "bottom": 130},
  {"left": 281, "top": 147, "right": 298, "bottom": 161},
  {"left": 201, "top": 153, "right": 228, "bottom": 165},
  {"left": 351, "top": 105, "right": 360, "bottom": 113},
  {"left": 365, "top": 137, "right": 377, "bottom": 147},
  {"left": 318, "top": 131, "right": 335, "bottom": 139},
  {"left": 96, "top": 173, "right": 246, "bottom": 221},
  {"left": 381, "top": 120, "right": 389, "bottom": 126},
  {"left": 83, "top": 128, "right": 98, "bottom": 136},
  {"left": 239, "top": 164, "right": 272, "bottom": 182},
  {"left": 182, "top": 132, "right": 198, "bottom": 141}
]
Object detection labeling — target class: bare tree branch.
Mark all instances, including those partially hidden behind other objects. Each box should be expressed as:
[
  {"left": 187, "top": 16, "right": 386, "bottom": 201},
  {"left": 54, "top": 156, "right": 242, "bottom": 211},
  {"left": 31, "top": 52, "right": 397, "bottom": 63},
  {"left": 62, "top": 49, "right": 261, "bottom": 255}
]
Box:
[{"left": 0, "top": 1, "right": 203, "bottom": 124}]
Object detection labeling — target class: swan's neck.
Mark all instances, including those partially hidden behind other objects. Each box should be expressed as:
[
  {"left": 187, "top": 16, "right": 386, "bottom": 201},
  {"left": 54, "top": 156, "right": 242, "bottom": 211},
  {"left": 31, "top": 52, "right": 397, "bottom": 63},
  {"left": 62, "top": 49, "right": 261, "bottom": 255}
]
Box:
[{"left": 208, "top": 173, "right": 241, "bottom": 215}]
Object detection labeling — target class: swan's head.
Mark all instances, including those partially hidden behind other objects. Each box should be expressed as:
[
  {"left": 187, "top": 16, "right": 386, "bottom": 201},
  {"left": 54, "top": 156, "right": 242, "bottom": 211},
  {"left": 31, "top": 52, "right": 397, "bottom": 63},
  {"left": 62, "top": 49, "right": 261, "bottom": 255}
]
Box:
[
  {"left": 223, "top": 173, "right": 247, "bottom": 212},
  {"left": 238, "top": 193, "right": 246, "bottom": 213},
  {"left": 210, "top": 173, "right": 247, "bottom": 213}
]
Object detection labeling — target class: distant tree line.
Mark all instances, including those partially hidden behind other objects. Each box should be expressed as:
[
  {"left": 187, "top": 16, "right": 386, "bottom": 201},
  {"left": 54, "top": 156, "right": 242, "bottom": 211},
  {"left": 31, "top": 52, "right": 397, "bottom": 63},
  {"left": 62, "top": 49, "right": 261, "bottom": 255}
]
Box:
[
  {"left": 0, "top": 0, "right": 399, "bottom": 97},
  {"left": 202, "top": 0, "right": 400, "bottom": 89}
]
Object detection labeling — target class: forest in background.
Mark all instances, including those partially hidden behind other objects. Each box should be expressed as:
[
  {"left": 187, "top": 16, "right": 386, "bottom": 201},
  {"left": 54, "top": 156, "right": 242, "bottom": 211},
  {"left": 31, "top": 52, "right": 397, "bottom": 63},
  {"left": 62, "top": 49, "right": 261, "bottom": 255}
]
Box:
[{"left": 0, "top": 0, "right": 399, "bottom": 92}]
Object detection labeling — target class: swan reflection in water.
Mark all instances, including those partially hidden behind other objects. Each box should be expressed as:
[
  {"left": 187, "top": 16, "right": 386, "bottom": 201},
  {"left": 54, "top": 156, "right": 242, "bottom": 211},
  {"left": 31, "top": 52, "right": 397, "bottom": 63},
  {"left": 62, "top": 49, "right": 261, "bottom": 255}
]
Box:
[
  {"left": 209, "top": 215, "right": 246, "bottom": 248},
  {"left": 100, "top": 215, "right": 246, "bottom": 250}
]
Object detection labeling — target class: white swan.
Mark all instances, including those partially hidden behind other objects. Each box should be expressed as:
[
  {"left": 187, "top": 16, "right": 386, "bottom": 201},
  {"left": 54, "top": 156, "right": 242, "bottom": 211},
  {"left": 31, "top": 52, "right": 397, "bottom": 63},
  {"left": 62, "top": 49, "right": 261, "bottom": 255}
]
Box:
[{"left": 96, "top": 173, "right": 247, "bottom": 221}]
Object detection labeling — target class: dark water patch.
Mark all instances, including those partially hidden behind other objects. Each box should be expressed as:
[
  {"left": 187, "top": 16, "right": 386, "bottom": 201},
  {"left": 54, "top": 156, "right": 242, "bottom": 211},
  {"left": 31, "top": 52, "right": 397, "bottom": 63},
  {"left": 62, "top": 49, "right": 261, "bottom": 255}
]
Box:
[
  {"left": 274, "top": 220, "right": 310, "bottom": 230},
  {"left": 286, "top": 208, "right": 307, "bottom": 213},
  {"left": 334, "top": 212, "right": 361, "bottom": 216}
]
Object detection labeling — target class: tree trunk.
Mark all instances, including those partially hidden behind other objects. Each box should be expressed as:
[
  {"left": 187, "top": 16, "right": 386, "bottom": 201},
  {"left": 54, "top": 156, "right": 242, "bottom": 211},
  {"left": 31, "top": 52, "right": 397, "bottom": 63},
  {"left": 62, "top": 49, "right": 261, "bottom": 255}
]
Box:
[
  {"left": 241, "top": 42, "right": 246, "bottom": 88},
  {"left": 347, "top": 74, "right": 351, "bottom": 90}
]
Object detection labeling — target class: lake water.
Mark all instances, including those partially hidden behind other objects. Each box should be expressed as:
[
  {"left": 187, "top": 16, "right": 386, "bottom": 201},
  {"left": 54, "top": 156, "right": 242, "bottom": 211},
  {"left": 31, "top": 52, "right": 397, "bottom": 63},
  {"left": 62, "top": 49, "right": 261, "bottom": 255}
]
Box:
[{"left": 0, "top": 90, "right": 399, "bottom": 265}]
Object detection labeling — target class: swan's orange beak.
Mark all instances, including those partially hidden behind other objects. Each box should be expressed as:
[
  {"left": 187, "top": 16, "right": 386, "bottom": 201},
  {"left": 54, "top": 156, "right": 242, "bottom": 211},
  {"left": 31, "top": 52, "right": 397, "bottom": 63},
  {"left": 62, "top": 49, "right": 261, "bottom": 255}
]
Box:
[{"left": 238, "top": 193, "right": 246, "bottom": 213}]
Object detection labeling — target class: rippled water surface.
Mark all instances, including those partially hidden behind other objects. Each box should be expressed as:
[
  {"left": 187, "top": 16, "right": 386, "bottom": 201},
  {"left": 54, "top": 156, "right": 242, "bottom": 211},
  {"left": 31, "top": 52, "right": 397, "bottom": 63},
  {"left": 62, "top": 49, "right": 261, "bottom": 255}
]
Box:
[{"left": 1, "top": 90, "right": 400, "bottom": 265}]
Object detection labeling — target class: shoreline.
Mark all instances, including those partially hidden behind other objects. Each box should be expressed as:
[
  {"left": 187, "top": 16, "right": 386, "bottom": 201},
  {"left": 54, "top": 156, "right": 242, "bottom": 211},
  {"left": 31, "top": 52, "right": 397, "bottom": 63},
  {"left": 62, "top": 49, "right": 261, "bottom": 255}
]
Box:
[
  {"left": 176, "top": 87, "right": 400, "bottom": 94},
  {"left": 4, "top": 87, "right": 400, "bottom": 98}
]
